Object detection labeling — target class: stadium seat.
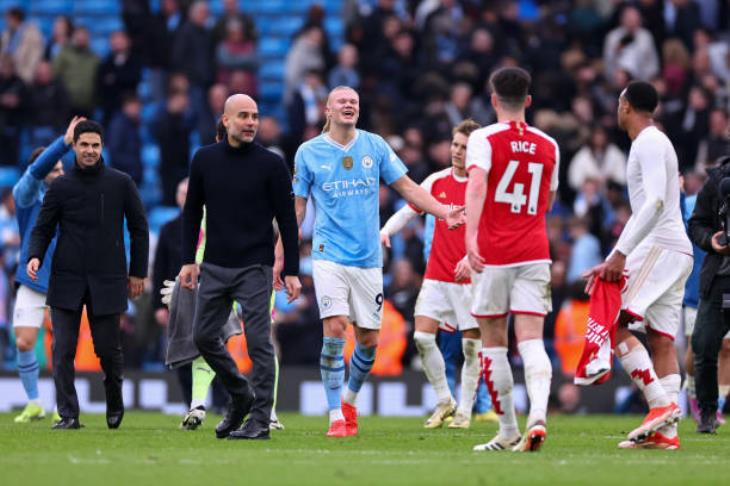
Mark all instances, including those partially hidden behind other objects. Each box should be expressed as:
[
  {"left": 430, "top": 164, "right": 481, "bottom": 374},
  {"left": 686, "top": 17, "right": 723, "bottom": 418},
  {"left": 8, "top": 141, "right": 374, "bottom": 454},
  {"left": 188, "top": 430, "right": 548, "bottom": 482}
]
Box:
[
  {"left": 29, "top": 0, "right": 71, "bottom": 16},
  {"left": 142, "top": 144, "right": 160, "bottom": 169},
  {"left": 258, "top": 37, "right": 290, "bottom": 58},
  {"left": 259, "top": 61, "right": 284, "bottom": 82},
  {"left": 71, "top": 0, "right": 120, "bottom": 16},
  {"left": 147, "top": 206, "right": 179, "bottom": 233}
]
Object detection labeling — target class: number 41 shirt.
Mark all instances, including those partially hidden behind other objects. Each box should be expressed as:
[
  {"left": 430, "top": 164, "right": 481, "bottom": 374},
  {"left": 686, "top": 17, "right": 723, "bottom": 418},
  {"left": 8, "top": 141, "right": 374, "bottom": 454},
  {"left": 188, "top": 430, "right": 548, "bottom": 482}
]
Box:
[{"left": 466, "top": 120, "right": 560, "bottom": 266}]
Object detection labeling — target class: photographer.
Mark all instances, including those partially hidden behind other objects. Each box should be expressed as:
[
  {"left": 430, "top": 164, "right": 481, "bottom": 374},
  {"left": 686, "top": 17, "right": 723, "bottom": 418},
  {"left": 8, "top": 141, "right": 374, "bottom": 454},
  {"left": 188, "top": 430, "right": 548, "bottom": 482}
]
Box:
[{"left": 688, "top": 155, "right": 730, "bottom": 433}]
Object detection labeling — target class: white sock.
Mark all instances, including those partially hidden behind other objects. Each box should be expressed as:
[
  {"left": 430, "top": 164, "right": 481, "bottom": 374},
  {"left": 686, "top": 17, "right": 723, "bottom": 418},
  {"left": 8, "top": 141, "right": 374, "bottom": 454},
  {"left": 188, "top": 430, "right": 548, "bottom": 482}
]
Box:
[
  {"left": 329, "top": 408, "right": 344, "bottom": 424},
  {"left": 618, "top": 345, "right": 669, "bottom": 408},
  {"left": 719, "top": 385, "right": 730, "bottom": 398},
  {"left": 414, "top": 331, "right": 452, "bottom": 403},
  {"left": 270, "top": 408, "right": 278, "bottom": 421},
  {"left": 658, "top": 374, "right": 681, "bottom": 438},
  {"left": 518, "top": 339, "right": 552, "bottom": 427},
  {"left": 482, "top": 347, "right": 518, "bottom": 436},
  {"left": 190, "top": 399, "right": 206, "bottom": 410},
  {"left": 457, "top": 338, "right": 481, "bottom": 416},
  {"left": 342, "top": 387, "right": 357, "bottom": 405}
]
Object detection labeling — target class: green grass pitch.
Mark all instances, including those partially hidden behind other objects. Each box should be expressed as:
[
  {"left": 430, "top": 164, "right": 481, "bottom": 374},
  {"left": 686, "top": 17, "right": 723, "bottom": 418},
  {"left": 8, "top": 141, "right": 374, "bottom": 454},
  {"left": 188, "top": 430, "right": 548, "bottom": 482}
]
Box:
[{"left": 1, "top": 413, "right": 728, "bottom": 486}]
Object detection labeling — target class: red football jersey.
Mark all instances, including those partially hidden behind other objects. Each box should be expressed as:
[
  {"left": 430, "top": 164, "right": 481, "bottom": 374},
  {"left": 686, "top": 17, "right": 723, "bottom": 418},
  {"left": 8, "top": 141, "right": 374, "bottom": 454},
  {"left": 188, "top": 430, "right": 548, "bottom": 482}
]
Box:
[
  {"left": 409, "top": 168, "right": 468, "bottom": 284},
  {"left": 466, "top": 121, "right": 560, "bottom": 266}
]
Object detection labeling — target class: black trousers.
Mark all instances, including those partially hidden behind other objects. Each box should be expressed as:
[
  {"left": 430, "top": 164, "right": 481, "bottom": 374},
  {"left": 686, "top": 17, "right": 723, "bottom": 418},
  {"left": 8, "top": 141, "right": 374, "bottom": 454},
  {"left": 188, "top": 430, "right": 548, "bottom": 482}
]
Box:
[
  {"left": 51, "top": 302, "right": 123, "bottom": 419},
  {"left": 692, "top": 276, "right": 730, "bottom": 414},
  {"left": 193, "top": 263, "right": 274, "bottom": 426}
]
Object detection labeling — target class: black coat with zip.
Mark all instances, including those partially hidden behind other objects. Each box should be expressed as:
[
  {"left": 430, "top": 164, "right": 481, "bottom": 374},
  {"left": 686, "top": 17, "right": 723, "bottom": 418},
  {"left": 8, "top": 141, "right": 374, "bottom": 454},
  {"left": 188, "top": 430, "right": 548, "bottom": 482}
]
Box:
[{"left": 28, "top": 158, "right": 149, "bottom": 315}]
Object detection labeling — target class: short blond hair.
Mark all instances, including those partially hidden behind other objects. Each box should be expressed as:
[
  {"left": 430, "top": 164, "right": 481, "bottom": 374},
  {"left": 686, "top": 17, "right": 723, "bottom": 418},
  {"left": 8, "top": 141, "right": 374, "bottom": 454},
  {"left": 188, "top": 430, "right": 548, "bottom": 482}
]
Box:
[{"left": 452, "top": 119, "right": 480, "bottom": 138}]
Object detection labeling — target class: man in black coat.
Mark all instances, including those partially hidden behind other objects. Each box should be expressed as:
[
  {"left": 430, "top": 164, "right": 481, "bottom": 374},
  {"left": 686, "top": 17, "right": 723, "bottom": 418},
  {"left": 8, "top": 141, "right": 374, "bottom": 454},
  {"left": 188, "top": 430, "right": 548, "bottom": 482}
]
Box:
[{"left": 27, "top": 120, "right": 149, "bottom": 430}]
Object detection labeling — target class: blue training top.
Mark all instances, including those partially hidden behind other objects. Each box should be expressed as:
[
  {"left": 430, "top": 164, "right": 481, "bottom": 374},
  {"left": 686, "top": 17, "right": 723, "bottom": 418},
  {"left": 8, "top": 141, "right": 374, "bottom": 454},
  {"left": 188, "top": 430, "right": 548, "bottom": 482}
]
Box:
[
  {"left": 293, "top": 129, "right": 408, "bottom": 268},
  {"left": 683, "top": 194, "right": 705, "bottom": 308},
  {"left": 13, "top": 136, "right": 69, "bottom": 293}
]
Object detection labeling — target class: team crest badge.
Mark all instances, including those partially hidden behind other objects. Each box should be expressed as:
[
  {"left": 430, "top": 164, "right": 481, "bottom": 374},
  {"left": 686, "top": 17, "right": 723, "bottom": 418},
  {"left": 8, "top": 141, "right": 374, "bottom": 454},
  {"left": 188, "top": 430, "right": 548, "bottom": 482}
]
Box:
[
  {"left": 362, "top": 155, "right": 373, "bottom": 168},
  {"left": 342, "top": 156, "right": 354, "bottom": 170}
]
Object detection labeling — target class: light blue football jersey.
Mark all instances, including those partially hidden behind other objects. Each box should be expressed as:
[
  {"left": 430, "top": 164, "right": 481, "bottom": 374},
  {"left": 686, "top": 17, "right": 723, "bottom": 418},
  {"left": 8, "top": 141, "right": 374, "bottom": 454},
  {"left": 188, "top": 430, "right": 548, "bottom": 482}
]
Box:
[{"left": 294, "top": 129, "right": 408, "bottom": 268}]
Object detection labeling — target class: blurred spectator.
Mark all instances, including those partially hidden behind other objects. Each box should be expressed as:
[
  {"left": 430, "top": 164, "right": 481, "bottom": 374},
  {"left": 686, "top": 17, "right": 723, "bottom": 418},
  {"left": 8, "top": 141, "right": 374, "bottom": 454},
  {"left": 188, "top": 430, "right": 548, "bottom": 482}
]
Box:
[
  {"left": 44, "top": 16, "right": 73, "bottom": 61},
  {"left": 679, "top": 85, "right": 711, "bottom": 169},
  {"left": 108, "top": 94, "right": 143, "bottom": 186},
  {"left": 573, "top": 178, "right": 613, "bottom": 244},
  {"left": 421, "top": 0, "right": 463, "bottom": 67},
  {"left": 665, "top": 0, "right": 702, "bottom": 51},
  {"left": 153, "top": 89, "right": 193, "bottom": 205},
  {"left": 0, "top": 8, "right": 44, "bottom": 84},
  {"left": 444, "top": 82, "right": 491, "bottom": 128},
  {"left": 457, "top": 27, "right": 499, "bottom": 89},
  {"left": 215, "top": 18, "right": 258, "bottom": 94},
  {"left": 29, "top": 61, "right": 70, "bottom": 147},
  {"left": 284, "top": 25, "right": 326, "bottom": 102},
  {"left": 171, "top": 1, "right": 214, "bottom": 120},
  {"left": 52, "top": 26, "right": 99, "bottom": 118},
  {"left": 198, "top": 83, "right": 228, "bottom": 146},
  {"left": 288, "top": 70, "right": 327, "bottom": 144},
  {"left": 661, "top": 38, "right": 691, "bottom": 99},
  {"left": 0, "top": 54, "right": 27, "bottom": 166},
  {"left": 153, "top": 178, "right": 187, "bottom": 328},
  {"left": 603, "top": 6, "right": 659, "bottom": 81},
  {"left": 566, "top": 217, "right": 602, "bottom": 284},
  {"left": 385, "top": 258, "right": 420, "bottom": 327},
  {"left": 97, "top": 31, "right": 142, "bottom": 127},
  {"left": 695, "top": 108, "right": 730, "bottom": 171},
  {"left": 213, "top": 0, "right": 258, "bottom": 45},
  {"left": 139, "top": 0, "right": 183, "bottom": 101},
  {"left": 257, "top": 116, "right": 286, "bottom": 161},
  {"left": 568, "top": 124, "right": 627, "bottom": 191},
  {"left": 328, "top": 44, "right": 360, "bottom": 90}
]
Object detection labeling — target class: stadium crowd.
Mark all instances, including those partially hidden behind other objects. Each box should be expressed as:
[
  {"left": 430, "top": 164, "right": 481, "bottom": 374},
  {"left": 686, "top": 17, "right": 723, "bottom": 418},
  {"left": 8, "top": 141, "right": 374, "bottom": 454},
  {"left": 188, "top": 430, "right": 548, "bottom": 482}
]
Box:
[{"left": 0, "top": 0, "right": 729, "bottom": 404}]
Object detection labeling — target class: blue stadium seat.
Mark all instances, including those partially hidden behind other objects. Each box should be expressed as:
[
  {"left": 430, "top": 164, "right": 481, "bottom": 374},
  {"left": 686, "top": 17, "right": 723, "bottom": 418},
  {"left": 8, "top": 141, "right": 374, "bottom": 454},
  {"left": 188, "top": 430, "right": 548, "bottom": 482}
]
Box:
[
  {"left": 259, "top": 61, "right": 284, "bottom": 81},
  {"left": 142, "top": 144, "right": 160, "bottom": 169},
  {"left": 0, "top": 167, "right": 21, "bottom": 189},
  {"left": 90, "top": 36, "right": 110, "bottom": 57},
  {"left": 269, "top": 17, "right": 302, "bottom": 37},
  {"left": 258, "top": 37, "right": 289, "bottom": 58},
  {"left": 259, "top": 81, "right": 283, "bottom": 103},
  {"left": 30, "top": 0, "right": 71, "bottom": 16},
  {"left": 72, "top": 0, "right": 120, "bottom": 16},
  {"left": 147, "top": 206, "right": 179, "bottom": 233}
]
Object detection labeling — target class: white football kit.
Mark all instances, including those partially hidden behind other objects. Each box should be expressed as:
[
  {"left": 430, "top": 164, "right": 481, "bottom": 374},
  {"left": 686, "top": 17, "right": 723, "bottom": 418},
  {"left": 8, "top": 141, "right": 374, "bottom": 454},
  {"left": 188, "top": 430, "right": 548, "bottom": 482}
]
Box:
[{"left": 615, "top": 126, "right": 693, "bottom": 339}]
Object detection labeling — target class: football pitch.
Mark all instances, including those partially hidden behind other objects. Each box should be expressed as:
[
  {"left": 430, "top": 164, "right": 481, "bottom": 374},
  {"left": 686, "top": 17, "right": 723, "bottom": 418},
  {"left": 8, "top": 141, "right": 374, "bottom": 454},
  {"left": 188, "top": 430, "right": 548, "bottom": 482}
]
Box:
[{"left": 1, "top": 413, "right": 727, "bottom": 486}]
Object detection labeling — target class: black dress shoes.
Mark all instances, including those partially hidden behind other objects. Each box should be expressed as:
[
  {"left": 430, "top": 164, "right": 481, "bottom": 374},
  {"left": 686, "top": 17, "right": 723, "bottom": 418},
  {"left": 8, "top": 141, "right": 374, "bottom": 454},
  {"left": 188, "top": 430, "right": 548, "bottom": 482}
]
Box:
[
  {"left": 697, "top": 410, "right": 718, "bottom": 434},
  {"left": 228, "top": 420, "right": 270, "bottom": 440},
  {"left": 107, "top": 409, "right": 124, "bottom": 429},
  {"left": 215, "top": 389, "right": 255, "bottom": 439},
  {"left": 52, "top": 417, "right": 82, "bottom": 430}
]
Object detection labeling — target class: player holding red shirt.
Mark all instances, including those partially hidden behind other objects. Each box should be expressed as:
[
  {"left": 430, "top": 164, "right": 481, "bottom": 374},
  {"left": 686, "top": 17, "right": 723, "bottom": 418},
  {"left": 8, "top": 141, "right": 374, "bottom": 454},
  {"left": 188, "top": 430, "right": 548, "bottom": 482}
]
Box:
[
  {"left": 465, "top": 67, "right": 559, "bottom": 452},
  {"left": 381, "top": 120, "right": 482, "bottom": 429}
]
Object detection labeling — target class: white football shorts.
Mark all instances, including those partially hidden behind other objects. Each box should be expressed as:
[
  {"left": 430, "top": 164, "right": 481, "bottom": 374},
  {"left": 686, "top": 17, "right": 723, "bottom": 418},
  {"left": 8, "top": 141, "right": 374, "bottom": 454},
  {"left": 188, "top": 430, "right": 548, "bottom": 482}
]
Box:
[
  {"left": 414, "top": 279, "right": 477, "bottom": 331},
  {"left": 312, "top": 259, "right": 383, "bottom": 330},
  {"left": 470, "top": 262, "right": 552, "bottom": 318},
  {"left": 624, "top": 245, "right": 693, "bottom": 340},
  {"left": 12, "top": 285, "right": 48, "bottom": 329}
]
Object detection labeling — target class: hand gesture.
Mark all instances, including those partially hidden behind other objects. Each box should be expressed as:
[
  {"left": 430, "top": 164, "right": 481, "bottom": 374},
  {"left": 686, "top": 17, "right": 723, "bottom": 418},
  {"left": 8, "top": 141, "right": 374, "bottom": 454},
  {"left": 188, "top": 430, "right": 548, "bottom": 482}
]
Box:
[
  {"left": 63, "top": 116, "right": 86, "bottom": 145},
  {"left": 711, "top": 231, "right": 730, "bottom": 255},
  {"left": 27, "top": 258, "right": 40, "bottom": 281},
  {"left": 446, "top": 205, "right": 466, "bottom": 230},
  {"left": 284, "top": 275, "right": 302, "bottom": 303},
  {"left": 466, "top": 237, "right": 484, "bottom": 273},
  {"left": 454, "top": 256, "right": 472, "bottom": 282},
  {"left": 179, "top": 264, "right": 200, "bottom": 290},
  {"left": 128, "top": 276, "right": 145, "bottom": 298},
  {"left": 380, "top": 231, "right": 391, "bottom": 249}
]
